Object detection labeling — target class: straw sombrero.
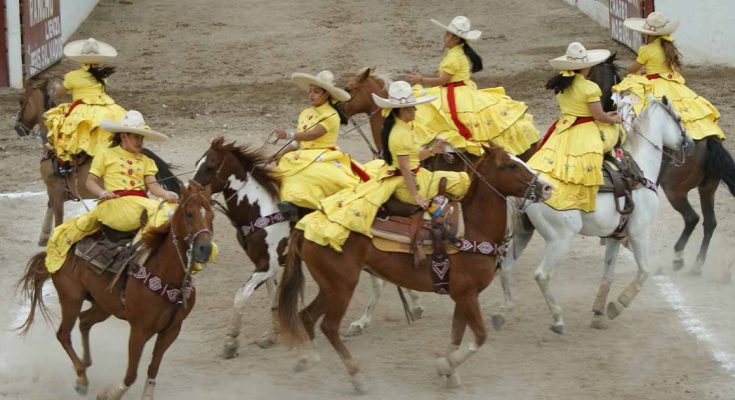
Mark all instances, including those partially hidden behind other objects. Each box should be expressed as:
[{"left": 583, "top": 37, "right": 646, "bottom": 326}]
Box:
[
  {"left": 63, "top": 38, "right": 117, "bottom": 64},
  {"left": 549, "top": 42, "right": 610, "bottom": 70},
  {"left": 624, "top": 12, "right": 679, "bottom": 36},
  {"left": 291, "top": 70, "right": 351, "bottom": 102},
  {"left": 101, "top": 110, "right": 168, "bottom": 142},
  {"left": 430, "top": 16, "right": 481, "bottom": 42},
  {"left": 372, "top": 81, "right": 436, "bottom": 109}
]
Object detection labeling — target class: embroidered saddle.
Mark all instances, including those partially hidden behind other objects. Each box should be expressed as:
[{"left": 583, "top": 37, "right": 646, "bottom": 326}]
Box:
[
  {"left": 600, "top": 150, "right": 648, "bottom": 215},
  {"left": 74, "top": 225, "right": 141, "bottom": 274}
]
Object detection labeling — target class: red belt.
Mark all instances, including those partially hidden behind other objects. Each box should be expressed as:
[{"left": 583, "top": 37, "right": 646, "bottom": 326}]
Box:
[
  {"left": 113, "top": 190, "right": 148, "bottom": 198},
  {"left": 65, "top": 100, "right": 83, "bottom": 117},
  {"left": 388, "top": 167, "right": 420, "bottom": 177},
  {"left": 443, "top": 81, "right": 473, "bottom": 139},
  {"left": 324, "top": 147, "right": 370, "bottom": 182},
  {"left": 646, "top": 74, "right": 661, "bottom": 80},
  {"left": 536, "top": 116, "right": 595, "bottom": 151}
]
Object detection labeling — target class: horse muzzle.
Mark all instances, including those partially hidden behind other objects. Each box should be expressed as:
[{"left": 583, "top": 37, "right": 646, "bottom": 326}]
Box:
[
  {"left": 532, "top": 177, "right": 553, "bottom": 202},
  {"left": 192, "top": 239, "right": 213, "bottom": 264}
]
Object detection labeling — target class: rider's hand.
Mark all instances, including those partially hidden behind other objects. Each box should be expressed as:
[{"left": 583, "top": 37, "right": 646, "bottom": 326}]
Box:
[
  {"left": 274, "top": 129, "right": 288, "bottom": 140},
  {"left": 408, "top": 72, "right": 423, "bottom": 86},
  {"left": 430, "top": 139, "right": 447, "bottom": 155},
  {"left": 413, "top": 194, "right": 429, "bottom": 209},
  {"left": 99, "top": 191, "right": 118, "bottom": 200},
  {"left": 607, "top": 111, "right": 623, "bottom": 124},
  {"left": 163, "top": 191, "right": 179, "bottom": 203}
]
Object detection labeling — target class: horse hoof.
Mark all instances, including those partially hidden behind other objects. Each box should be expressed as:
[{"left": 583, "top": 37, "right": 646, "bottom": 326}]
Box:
[
  {"left": 351, "top": 374, "right": 368, "bottom": 395},
  {"left": 38, "top": 237, "right": 49, "bottom": 247},
  {"left": 607, "top": 301, "right": 622, "bottom": 320},
  {"left": 293, "top": 353, "right": 320, "bottom": 373},
  {"left": 549, "top": 324, "right": 564, "bottom": 335},
  {"left": 491, "top": 314, "right": 505, "bottom": 331},
  {"left": 672, "top": 258, "right": 685, "bottom": 272},
  {"left": 222, "top": 341, "right": 239, "bottom": 359},
  {"left": 446, "top": 371, "right": 462, "bottom": 389},
  {"left": 590, "top": 315, "right": 608, "bottom": 330},
  {"left": 686, "top": 268, "right": 702, "bottom": 277},
  {"left": 255, "top": 334, "right": 278, "bottom": 349},
  {"left": 654, "top": 268, "right": 664, "bottom": 276},
  {"left": 74, "top": 382, "right": 88, "bottom": 396},
  {"left": 411, "top": 306, "right": 424, "bottom": 320},
  {"left": 345, "top": 323, "right": 366, "bottom": 337},
  {"left": 435, "top": 357, "right": 454, "bottom": 376}
]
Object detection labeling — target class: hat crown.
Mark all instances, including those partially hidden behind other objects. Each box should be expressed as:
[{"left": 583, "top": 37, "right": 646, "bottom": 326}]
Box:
[
  {"left": 119, "top": 110, "right": 147, "bottom": 129},
  {"left": 644, "top": 12, "right": 670, "bottom": 32},
  {"left": 81, "top": 38, "right": 100, "bottom": 55},
  {"left": 387, "top": 81, "right": 416, "bottom": 104},
  {"left": 449, "top": 16, "right": 472, "bottom": 33},
  {"left": 565, "top": 42, "right": 589, "bottom": 62},
  {"left": 315, "top": 70, "right": 335, "bottom": 86}
]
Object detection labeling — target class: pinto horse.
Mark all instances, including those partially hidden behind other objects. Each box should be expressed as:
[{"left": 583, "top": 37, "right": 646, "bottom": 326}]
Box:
[
  {"left": 17, "top": 182, "right": 214, "bottom": 400},
  {"left": 278, "top": 147, "right": 551, "bottom": 393},
  {"left": 192, "top": 137, "right": 289, "bottom": 356},
  {"left": 590, "top": 55, "right": 735, "bottom": 275}
]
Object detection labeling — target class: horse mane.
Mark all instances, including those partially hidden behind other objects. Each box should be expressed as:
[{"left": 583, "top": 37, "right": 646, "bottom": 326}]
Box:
[
  {"left": 211, "top": 137, "right": 281, "bottom": 199},
  {"left": 352, "top": 67, "right": 392, "bottom": 91},
  {"left": 142, "top": 219, "right": 171, "bottom": 250}
]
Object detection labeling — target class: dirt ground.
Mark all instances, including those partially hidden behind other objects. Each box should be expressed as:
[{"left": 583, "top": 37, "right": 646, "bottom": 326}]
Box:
[{"left": 1, "top": 0, "right": 735, "bottom": 399}]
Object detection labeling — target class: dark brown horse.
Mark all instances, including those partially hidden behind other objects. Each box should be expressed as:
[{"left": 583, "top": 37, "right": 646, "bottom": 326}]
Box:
[
  {"left": 17, "top": 182, "right": 213, "bottom": 400},
  {"left": 278, "top": 147, "right": 551, "bottom": 393},
  {"left": 193, "top": 137, "right": 289, "bottom": 356},
  {"left": 590, "top": 54, "right": 735, "bottom": 275}
]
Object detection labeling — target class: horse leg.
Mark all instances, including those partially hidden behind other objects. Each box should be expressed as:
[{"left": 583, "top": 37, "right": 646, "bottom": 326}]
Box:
[
  {"left": 97, "top": 326, "right": 153, "bottom": 400},
  {"left": 38, "top": 205, "right": 54, "bottom": 246},
  {"left": 691, "top": 178, "right": 719, "bottom": 276},
  {"left": 591, "top": 239, "right": 621, "bottom": 329},
  {"left": 141, "top": 322, "right": 184, "bottom": 400},
  {"left": 346, "top": 273, "right": 384, "bottom": 336},
  {"left": 255, "top": 277, "right": 280, "bottom": 349},
  {"left": 406, "top": 288, "right": 424, "bottom": 320},
  {"left": 662, "top": 185, "right": 700, "bottom": 273},
  {"left": 492, "top": 224, "right": 534, "bottom": 330},
  {"left": 222, "top": 307, "right": 243, "bottom": 359},
  {"left": 79, "top": 302, "right": 111, "bottom": 368},
  {"left": 292, "top": 290, "right": 327, "bottom": 372},
  {"left": 52, "top": 274, "right": 89, "bottom": 396},
  {"left": 608, "top": 233, "right": 651, "bottom": 320},
  {"left": 436, "top": 302, "right": 467, "bottom": 388},
  {"left": 438, "top": 296, "right": 486, "bottom": 389},
  {"left": 535, "top": 238, "right": 572, "bottom": 334}
]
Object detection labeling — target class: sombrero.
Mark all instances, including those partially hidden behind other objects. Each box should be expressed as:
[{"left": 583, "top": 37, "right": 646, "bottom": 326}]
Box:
[
  {"left": 291, "top": 70, "right": 351, "bottom": 102},
  {"left": 372, "top": 81, "right": 436, "bottom": 108},
  {"left": 430, "top": 16, "right": 482, "bottom": 42},
  {"left": 549, "top": 42, "right": 610, "bottom": 70},
  {"left": 63, "top": 38, "right": 117, "bottom": 64},
  {"left": 624, "top": 12, "right": 679, "bottom": 36},
  {"left": 101, "top": 110, "right": 168, "bottom": 142}
]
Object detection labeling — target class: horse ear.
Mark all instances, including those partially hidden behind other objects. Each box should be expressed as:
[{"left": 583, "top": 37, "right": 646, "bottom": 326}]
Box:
[
  {"left": 180, "top": 182, "right": 191, "bottom": 199},
  {"left": 359, "top": 67, "right": 372, "bottom": 81},
  {"left": 661, "top": 95, "right": 669, "bottom": 107}
]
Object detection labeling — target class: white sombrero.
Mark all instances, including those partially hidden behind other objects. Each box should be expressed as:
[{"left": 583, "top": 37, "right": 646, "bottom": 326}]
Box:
[
  {"left": 372, "top": 81, "right": 436, "bottom": 109},
  {"left": 291, "top": 70, "right": 351, "bottom": 102},
  {"left": 63, "top": 38, "right": 117, "bottom": 64},
  {"left": 549, "top": 42, "right": 611, "bottom": 70},
  {"left": 430, "top": 16, "right": 482, "bottom": 42},
  {"left": 101, "top": 110, "right": 168, "bottom": 142},
  {"left": 624, "top": 12, "right": 679, "bottom": 36}
]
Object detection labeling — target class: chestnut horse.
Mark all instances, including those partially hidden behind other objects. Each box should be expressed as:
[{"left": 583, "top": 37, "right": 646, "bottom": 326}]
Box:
[
  {"left": 17, "top": 182, "right": 214, "bottom": 400},
  {"left": 192, "top": 137, "right": 289, "bottom": 356},
  {"left": 278, "top": 147, "right": 551, "bottom": 393},
  {"left": 15, "top": 77, "right": 59, "bottom": 137},
  {"left": 590, "top": 55, "right": 735, "bottom": 275}
]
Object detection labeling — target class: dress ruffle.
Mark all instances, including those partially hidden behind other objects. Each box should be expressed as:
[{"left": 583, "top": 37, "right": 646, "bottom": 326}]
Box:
[{"left": 45, "top": 101, "right": 127, "bottom": 161}]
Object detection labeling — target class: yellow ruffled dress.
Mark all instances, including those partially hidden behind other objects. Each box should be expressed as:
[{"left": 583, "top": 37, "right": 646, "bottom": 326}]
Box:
[
  {"left": 297, "top": 118, "right": 470, "bottom": 252},
  {"left": 45, "top": 146, "right": 218, "bottom": 273},
  {"left": 528, "top": 74, "right": 621, "bottom": 212},
  {"left": 612, "top": 37, "right": 724, "bottom": 141},
  {"left": 275, "top": 102, "right": 364, "bottom": 210},
  {"left": 44, "top": 65, "right": 128, "bottom": 162},
  {"left": 414, "top": 45, "right": 539, "bottom": 156}
]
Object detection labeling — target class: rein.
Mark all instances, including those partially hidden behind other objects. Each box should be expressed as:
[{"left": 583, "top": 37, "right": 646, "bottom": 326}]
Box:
[{"left": 622, "top": 100, "right": 690, "bottom": 168}]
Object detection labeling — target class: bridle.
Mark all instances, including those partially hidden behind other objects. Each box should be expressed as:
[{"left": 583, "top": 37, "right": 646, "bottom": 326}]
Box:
[
  {"left": 15, "top": 83, "right": 55, "bottom": 137},
  {"left": 622, "top": 99, "right": 690, "bottom": 167}
]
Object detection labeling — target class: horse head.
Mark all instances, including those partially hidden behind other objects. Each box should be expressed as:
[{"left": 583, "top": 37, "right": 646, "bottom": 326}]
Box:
[
  {"left": 588, "top": 52, "right": 623, "bottom": 112},
  {"left": 15, "top": 78, "right": 58, "bottom": 137},
  {"left": 635, "top": 95, "right": 694, "bottom": 160},
  {"left": 171, "top": 181, "right": 214, "bottom": 265},
  {"left": 472, "top": 146, "right": 552, "bottom": 202},
  {"left": 339, "top": 67, "right": 389, "bottom": 118}
]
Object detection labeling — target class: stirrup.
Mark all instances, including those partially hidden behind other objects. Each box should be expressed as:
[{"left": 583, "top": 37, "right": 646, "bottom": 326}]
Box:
[{"left": 277, "top": 201, "right": 300, "bottom": 222}]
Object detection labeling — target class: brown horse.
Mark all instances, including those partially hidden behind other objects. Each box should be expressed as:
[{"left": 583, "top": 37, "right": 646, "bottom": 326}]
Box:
[
  {"left": 278, "top": 147, "right": 551, "bottom": 393},
  {"left": 590, "top": 55, "right": 735, "bottom": 275},
  {"left": 17, "top": 182, "right": 213, "bottom": 400},
  {"left": 338, "top": 67, "right": 539, "bottom": 164},
  {"left": 192, "top": 137, "right": 289, "bottom": 356},
  {"left": 15, "top": 77, "right": 59, "bottom": 137}
]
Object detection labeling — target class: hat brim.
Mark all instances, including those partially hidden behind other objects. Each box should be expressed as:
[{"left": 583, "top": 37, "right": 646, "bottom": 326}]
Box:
[
  {"left": 100, "top": 120, "right": 168, "bottom": 142},
  {"left": 549, "top": 49, "right": 611, "bottom": 70},
  {"left": 371, "top": 93, "right": 437, "bottom": 109},
  {"left": 64, "top": 39, "right": 118, "bottom": 64},
  {"left": 291, "top": 73, "right": 351, "bottom": 102},
  {"left": 430, "top": 19, "right": 482, "bottom": 41},
  {"left": 623, "top": 18, "right": 679, "bottom": 35}
]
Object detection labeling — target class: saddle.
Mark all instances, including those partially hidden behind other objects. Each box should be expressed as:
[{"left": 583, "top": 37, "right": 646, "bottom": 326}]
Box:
[
  {"left": 74, "top": 225, "right": 142, "bottom": 275},
  {"left": 600, "top": 149, "right": 645, "bottom": 215}
]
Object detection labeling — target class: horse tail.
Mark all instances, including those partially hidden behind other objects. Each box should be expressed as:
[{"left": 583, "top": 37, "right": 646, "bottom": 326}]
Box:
[
  {"left": 704, "top": 137, "right": 735, "bottom": 196},
  {"left": 278, "top": 229, "right": 308, "bottom": 347},
  {"left": 141, "top": 148, "right": 182, "bottom": 195},
  {"left": 16, "top": 252, "right": 52, "bottom": 335}
]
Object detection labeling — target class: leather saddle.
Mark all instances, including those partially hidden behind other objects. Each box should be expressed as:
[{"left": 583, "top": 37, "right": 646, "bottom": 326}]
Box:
[
  {"left": 600, "top": 149, "right": 645, "bottom": 215},
  {"left": 75, "top": 225, "right": 141, "bottom": 274}
]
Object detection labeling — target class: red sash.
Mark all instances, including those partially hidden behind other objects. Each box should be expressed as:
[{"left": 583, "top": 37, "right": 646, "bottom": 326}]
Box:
[
  {"left": 443, "top": 81, "right": 473, "bottom": 139},
  {"left": 536, "top": 116, "right": 595, "bottom": 151},
  {"left": 646, "top": 74, "right": 661, "bottom": 80},
  {"left": 65, "top": 100, "right": 83, "bottom": 117},
  {"left": 323, "top": 147, "right": 370, "bottom": 182},
  {"left": 113, "top": 190, "right": 148, "bottom": 198}
]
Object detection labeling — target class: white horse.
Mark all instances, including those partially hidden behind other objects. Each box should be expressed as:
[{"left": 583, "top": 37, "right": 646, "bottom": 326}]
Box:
[{"left": 495, "top": 95, "right": 694, "bottom": 334}]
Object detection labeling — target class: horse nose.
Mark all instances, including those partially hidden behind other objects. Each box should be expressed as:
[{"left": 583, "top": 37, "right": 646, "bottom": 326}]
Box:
[
  {"left": 541, "top": 183, "right": 553, "bottom": 201},
  {"left": 195, "top": 242, "right": 212, "bottom": 264}
]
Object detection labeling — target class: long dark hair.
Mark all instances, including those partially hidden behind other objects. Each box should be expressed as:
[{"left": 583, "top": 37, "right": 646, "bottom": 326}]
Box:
[
  {"left": 660, "top": 39, "right": 682, "bottom": 72},
  {"left": 88, "top": 64, "right": 115, "bottom": 87},
  {"left": 380, "top": 110, "right": 399, "bottom": 165},
  {"left": 545, "top": 71, "right": 579, "bottom": 94},
  {"left": 327, "top": 99, "right": 348, "bottom": 125},
  {"left": 460, "top": 39, "right": 483, "bottom": 73}
]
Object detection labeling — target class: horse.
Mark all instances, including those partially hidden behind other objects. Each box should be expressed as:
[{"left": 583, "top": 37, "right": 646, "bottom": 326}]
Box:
[
  {"left": 15, "top": 77, "right": 59, "bottom": 137},
  {"left": 277, "top": 147, "right": 551, "bottom": 393},
  {"left": 590, "top": 55, "right": 735, "bottom": 276},
  {"left": 494, "top": 96, "right": 694, "bottom": 334},
  {"left": 192, "top": 137, "right": 290, "bottom": 357},
  {"left": 17, "top": 181, "right": 214, "bottom": 400}
]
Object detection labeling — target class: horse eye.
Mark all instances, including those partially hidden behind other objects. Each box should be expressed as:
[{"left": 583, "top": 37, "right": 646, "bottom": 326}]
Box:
[{"left": 185, "top": 211, "right": 194, "bottom": 218}]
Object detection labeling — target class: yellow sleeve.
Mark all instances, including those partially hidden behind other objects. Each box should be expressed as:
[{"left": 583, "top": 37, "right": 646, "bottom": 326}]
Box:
[
  {"left": 143, "top": 155, "right": 159, "bottom": 177},
  {"left": 62, "top": 71, "right": 76, "bottom": 90},
  {"left": 89, "top": 149, "right": 107, "bottom": 177},
  {"left": 439, "top": 52, "right": 460, "bottom": 76},
  {"left": 389, "top": 129, "right": 415, "bottom": 156},
  {"left": 317, "top": 112, "right": 339, "bottom": 136},
  {"left": 636, "top": 44, "right": 650, "bottom": 65},
  {"left": 585, "top": 81, "right": 602, "bottom": 103}
]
